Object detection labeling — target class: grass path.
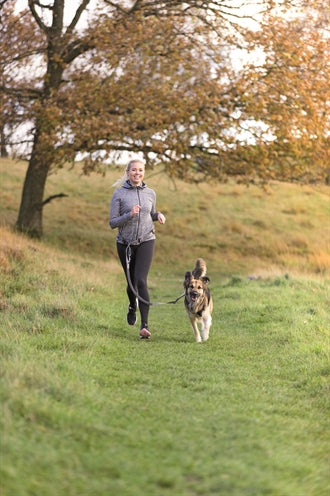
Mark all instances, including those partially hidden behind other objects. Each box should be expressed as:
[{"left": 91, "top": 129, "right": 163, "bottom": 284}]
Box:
[
  {"left": 0, "top": 159, "right": 329, "bottom": 495},
  {"left": 1, "top": 226, "right": 329, "bottom": 495}
]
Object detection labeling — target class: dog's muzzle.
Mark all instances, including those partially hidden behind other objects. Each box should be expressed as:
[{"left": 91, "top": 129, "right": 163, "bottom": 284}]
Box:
[{"left": 190, "top": 291, "right": 199, "bottom": 302}]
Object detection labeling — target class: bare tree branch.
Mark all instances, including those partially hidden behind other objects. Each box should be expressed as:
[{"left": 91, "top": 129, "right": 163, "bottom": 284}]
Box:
[
  {"left": 63, "top": 37, "right": 95, "bottom": 64},
  {"left": 66, "top": 0, "right": 91, "bottom": 35},
  {"left": 41, "top": 193, "right": 68, "bottom": 206},
  {"left": 28, "top": 0, "right": 48, "bottom": 33},
  {"left": 0, "top": 85, "right": 42, "bottom": 99}
]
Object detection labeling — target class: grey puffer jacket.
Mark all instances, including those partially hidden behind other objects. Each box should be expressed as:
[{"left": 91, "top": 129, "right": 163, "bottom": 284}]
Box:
[{"left": 110, "top": 180, "right": 160, "bottom": 245}]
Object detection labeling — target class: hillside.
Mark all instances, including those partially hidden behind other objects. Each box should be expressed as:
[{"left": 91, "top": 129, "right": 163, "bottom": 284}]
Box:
[{"left": 1, "top": 158, "right": 329, "bottom": 277}]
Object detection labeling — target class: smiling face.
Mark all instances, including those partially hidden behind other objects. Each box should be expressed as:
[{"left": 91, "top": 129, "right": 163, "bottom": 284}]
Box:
[
  {"left": 187, "top": 278, "right": 205, "bottom": 303},
  {"left": 184, "top": 271, "right": 211, "bottom": 308},
  {"left": 126, "top": 160, "right": 145, "bottom": 187}
]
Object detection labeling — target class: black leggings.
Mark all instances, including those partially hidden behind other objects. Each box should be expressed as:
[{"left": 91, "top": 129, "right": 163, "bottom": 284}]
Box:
[{"left": 117, "top": 240, "right": 155, "bottom": 329}]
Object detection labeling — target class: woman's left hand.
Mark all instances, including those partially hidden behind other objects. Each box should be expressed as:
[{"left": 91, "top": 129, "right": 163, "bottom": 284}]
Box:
[{"left": 158, "top": 213, "right": 166, "bottom": 224}]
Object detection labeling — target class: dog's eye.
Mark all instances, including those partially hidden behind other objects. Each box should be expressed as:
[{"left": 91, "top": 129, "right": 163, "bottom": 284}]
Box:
[{"left": 198, "top": 285, "right": 202, "bottom": 290}]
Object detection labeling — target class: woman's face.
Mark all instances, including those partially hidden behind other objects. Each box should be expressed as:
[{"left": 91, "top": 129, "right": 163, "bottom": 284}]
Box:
[{"left": 127, "top": 161, "right": 145, "bottom": 186}]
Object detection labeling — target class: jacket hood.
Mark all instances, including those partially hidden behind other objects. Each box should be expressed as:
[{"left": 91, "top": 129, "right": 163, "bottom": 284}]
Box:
[{"left": 123, "top": 180, "right": 146, "bottom": 190}]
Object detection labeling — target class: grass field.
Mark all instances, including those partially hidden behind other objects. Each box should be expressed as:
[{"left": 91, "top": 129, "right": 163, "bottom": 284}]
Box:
[{"left": 0, "top": 159, "right": 329, "bottom": 495}]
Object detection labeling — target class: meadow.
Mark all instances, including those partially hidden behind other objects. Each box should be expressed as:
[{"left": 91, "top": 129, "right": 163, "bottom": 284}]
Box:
[{"left": 0, "top": 158, "right": 329, "bottom": 495}]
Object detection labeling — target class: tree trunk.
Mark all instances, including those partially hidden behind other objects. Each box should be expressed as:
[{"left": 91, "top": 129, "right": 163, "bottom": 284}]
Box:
[
  {"left": 0, "top": 125, "right": 8, "bottom": 158},
  {"left": 14, "top": 0, "right": 86, "bottom": 237},
  {"left": 16, "top": 134, "right": 51, "bottom": 238}
]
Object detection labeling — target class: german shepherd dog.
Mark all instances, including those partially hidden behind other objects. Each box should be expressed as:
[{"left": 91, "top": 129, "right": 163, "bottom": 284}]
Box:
[{"left": 184, "top": 258, "right": 213, "bottom": 342}]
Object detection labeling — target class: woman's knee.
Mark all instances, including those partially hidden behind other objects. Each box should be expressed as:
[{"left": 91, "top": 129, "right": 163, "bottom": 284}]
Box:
[
  {"left": 136, "top": 278, "right": 147, "bottom": 293},
  {"left": 137, "top": 277, "right": 147, "bottom": 287}
]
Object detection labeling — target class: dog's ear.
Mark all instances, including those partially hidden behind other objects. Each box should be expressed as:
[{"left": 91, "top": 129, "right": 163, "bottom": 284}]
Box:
[
  {"left": 184, "top": 271, "right": 192, "bottom": 287},
  {"left": 202, "top": 276, "right": 210, "bottom": 285}
]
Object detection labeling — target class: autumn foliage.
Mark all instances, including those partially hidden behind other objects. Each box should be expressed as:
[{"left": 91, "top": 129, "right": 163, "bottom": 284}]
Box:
[{"left": 0, "top": 0, "right": 328, "bottom": 236}]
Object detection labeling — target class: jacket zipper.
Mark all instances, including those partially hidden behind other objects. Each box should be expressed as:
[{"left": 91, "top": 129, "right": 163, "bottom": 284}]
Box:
[{"left": 136, "top": 187, "right": 141, "bottom": 242}]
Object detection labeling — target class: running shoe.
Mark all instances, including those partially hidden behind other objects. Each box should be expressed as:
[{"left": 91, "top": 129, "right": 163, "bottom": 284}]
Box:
[
  {"left": 127, "top": 305, "right": 137, "bottom": 325},
  {"left": 139, "top": 328, "right": 151, "bottom": 339}
]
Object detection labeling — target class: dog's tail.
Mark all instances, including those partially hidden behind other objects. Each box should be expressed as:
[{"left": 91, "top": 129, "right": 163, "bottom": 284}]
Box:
[{"left": 192, "top": 258, "right": 207, "bottom": 279}]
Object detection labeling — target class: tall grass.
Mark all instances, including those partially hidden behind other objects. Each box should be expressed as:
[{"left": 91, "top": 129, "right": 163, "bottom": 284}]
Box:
[{"left": 0, "top": 159, "right": 329, "bottom": 495}]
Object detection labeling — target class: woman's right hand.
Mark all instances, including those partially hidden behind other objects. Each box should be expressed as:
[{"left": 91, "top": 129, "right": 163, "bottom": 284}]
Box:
[{"left": 130, "top": 205, "right": 141, "bottom": 217}]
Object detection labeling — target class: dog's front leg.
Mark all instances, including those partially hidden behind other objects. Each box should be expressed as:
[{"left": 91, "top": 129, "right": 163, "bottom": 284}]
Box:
[
  {"left": 190, "top": 318, "right": 202, "bottom": 343},
  {"left": 201, "top": 315, "right": 212, "bottom": 341}
]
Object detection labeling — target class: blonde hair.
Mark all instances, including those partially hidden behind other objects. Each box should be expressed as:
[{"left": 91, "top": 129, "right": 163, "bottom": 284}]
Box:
[{"left": 111, "top": 159, "right": 145, "bottom": 188}]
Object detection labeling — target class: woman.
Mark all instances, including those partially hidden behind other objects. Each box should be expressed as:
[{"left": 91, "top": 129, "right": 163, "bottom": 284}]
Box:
[{"left": 109, "top": 159, "right": 166, "bottom": 339}]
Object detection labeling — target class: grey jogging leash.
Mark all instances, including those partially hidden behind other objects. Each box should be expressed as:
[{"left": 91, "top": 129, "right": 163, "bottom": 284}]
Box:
[{"left": 125, "top": 244, "right": 185, "bottom": 306}]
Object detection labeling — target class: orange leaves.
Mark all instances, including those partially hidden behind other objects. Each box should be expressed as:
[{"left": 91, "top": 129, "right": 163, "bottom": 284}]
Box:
[
  {"left": 2, "top": 0, "right": 329, "bottom": 186},
  {"left": 237, "top": 4, "right": 329, "bottom": 182}
]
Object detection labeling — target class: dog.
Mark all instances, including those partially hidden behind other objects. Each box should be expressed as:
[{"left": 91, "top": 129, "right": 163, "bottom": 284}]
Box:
[{"left": 183, "top": 258, "right": 213, "bottom": 342}]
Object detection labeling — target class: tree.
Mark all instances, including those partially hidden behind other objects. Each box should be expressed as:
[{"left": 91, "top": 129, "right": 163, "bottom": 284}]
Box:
[
  {"left": 5, "top": 0, "right": 94, "bottom": 237},
  {"left": 233, "top": 0, "right": 329, "bottom": 182},
  {"left": 0, "top": 1, "right": 41, "bottom": 158},
  {"left": 0, "top": 0, "right": 327, "bottom": 237}
]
